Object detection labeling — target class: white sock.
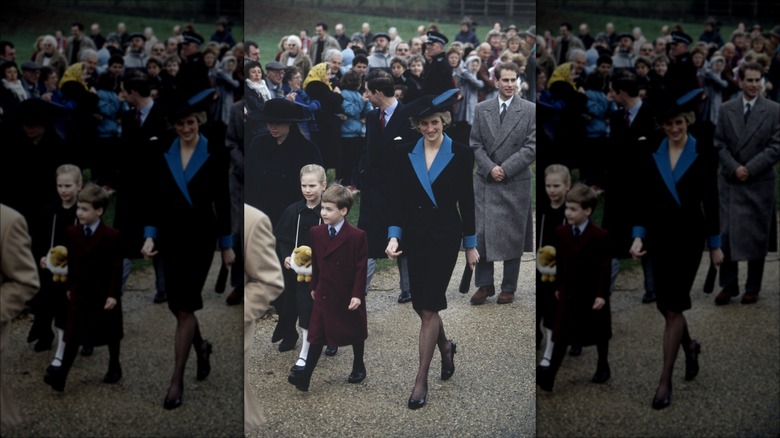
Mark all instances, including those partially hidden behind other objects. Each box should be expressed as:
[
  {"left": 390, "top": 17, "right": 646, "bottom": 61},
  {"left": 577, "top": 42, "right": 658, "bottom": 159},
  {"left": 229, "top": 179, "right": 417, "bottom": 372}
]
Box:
[
  {"left": 296, "top": 329, "right": 310, "bottom": 366},
  {"left": 540, "top": 329, "right": 554, "bottom": 367},
  {"left": 51, "top": 329, "right": 65, "bottom": 366}
]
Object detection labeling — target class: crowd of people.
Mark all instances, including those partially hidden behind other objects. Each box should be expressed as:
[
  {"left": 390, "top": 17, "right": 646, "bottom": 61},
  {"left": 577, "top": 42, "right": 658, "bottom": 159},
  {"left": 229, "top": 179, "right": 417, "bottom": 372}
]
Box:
[
  {"left": 535, "top": 17, "right": 779, "bottom": 411},
  {"left": 0, "top": 15, "right": 244, "bottom": 427}
]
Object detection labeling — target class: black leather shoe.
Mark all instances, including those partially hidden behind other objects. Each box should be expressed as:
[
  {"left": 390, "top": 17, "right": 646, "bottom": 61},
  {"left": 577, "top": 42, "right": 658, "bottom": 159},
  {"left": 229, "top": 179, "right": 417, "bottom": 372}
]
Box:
[
  {"left": 163, "top": 384, "right": 184, "bottom": 410},
  {"left": 397, "top": 291, "right": 412, "bottom": 303},
  {"left": 684, "top": 340, "right": 701, "bottom": 381},
  {"left": 407, "top": 386, "right": 427, "bottom": 410},
  {"left": 45, "top": 364, "right": 61, "bottom": 376},
  {"left": 325, "top": 345, "right": 338, "bottom": 356},
  {"left": 80, "top": 345, "right": 93, "bottom": 356},
  {"left": 652, "top": 383, "right": 672, "bottom": 410},
  {"left": 153, "top": 290, "right": 167, "bottom": 303},
  {"left": 287, "top": 372, "right": 310, "bottom": 391},
  {"left": 568, "top": 345, "right": 582, "bottom": 356},
  {"left": 196, "top": 341, "right": 212, "bottom": 381},
  {"left": 641, "top": 291, "right": 656, "bottom": 304},
  {"left": 592, "top": 365, "right": 611, "bottom": 384},
  {"left": 441, "top": 340, "right": 457, "bottom": 381},
  {"left": 43, "top": 367, "right": 66, "bottom": 392},
  {"left": 290, "top": 357, "right": 306, "bottom": 373},
  {"left": 537, "top": 365, "right": 554, "bottom": 392},
  {"left": 103, "top": 365, "right": 122, "bottom": 384},
  {"left": 278, "top": 338, "right": 298, "bottom": 352},
  {"left": 347, "top": 367, "right": 366, "bottom": 383}
]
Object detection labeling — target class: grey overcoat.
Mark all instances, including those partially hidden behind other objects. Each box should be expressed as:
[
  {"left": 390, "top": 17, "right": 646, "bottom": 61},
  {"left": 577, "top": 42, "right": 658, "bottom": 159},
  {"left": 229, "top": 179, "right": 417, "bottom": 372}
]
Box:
[
  {"left": 470, "top": 96, "right": 536, "bottom": 261},
  {"left": 715, "top": 95, "right": 780, "bottom": 261}
]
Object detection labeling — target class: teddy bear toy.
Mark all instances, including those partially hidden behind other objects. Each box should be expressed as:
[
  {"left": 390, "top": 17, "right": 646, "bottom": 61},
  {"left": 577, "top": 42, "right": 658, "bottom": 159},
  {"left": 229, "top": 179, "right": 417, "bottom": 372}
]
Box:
[
  {"left": 536, "top": 245, "right": 556, "bottom": 283},
  {"left": 291, "top": 245, "right": 313, "bottom": 282},
  {"left": 46, "top": 245, "right": 69, "bottom": 282}
]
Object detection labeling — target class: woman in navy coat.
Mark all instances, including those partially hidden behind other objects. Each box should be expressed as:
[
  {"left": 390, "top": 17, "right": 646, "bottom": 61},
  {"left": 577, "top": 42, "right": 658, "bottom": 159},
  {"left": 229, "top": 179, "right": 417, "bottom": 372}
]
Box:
[
  {"left": 386, "top": 90, "right": 479, "bottom": 409},
  {"left": 141, "top": 89, "right": 235, "bottom": 410},
  {"left": 629, "top": 89, "right": 723, "bottom": 410}
]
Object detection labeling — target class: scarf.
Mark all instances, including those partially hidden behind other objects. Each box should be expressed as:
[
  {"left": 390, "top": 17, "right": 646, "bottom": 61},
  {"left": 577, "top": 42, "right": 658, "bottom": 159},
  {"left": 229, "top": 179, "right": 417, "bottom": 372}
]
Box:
[
  {"left": 303, "top": 62, "right": 332, "bottom": 91},
  {"left": 59, "top": 62, "right": 88, "bottom": 90},
  {"left": 547, "top": 62, "right": 576, "bottom": 90},
  {"left": 2, "top": 79, "right": 29, "bottom": 102},
  {"left": 245, "top": 78, "right": 272, "bottom": 101}
]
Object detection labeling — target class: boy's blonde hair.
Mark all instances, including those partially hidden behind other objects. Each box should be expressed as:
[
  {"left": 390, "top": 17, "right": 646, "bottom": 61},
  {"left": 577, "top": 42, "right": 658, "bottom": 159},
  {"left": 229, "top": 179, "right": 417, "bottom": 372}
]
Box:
[
  {"left": 321, "top": 184, "right": 353, "bottom": 213},
  {"left": 77, "top": 183, "right": 110, "bottom": 211},
  {"left": 56, "top": 164, "right": 83, "bottom": 185},
  {"left": 544, "top": 164, "right": 571, "bottom": 184},
  {"left": 300, "top": 164, "right": 327, "bottom": 184},
  {"left": 565, "top": 183, "right": 598, "bottom": 211}
]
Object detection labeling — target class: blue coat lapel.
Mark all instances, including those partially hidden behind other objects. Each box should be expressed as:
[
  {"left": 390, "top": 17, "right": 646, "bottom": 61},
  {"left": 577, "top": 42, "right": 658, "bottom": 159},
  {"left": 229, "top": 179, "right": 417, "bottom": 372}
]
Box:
[
  {"left": 408, "top": 134, "right": 455, "bottom": 207},
  {"left": 164, "top": 135, "right": 210, "bottom": 206},
  {"left": 652, "top": 136, "right": 697, "bottom": 206}
]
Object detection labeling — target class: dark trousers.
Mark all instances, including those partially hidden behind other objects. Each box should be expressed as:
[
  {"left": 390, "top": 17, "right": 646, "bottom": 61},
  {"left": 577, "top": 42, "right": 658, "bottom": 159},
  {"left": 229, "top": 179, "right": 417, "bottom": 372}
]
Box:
[
  {"left": 475, "top": 258, "right": 521, "bottom": 293},
  {"left": 720, "top": 258, "right": 765, "bottom": 293}
]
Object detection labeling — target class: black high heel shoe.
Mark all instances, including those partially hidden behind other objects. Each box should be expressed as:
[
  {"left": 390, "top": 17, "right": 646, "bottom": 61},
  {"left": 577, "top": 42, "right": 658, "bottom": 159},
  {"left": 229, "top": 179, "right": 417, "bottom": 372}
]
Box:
[
  {"left": 196, "top": 340, "right": 212, "bottom": 381},
  {"left": 164, "top": 383, "right": 184, "bottom": 410},
  {"left": 684, "top": 340, "right": 701, "bottom": 381},
  {"left": 407, "top": 385, "right": 428, "bottom": 410},
  {"left": 441, "top": 340, "right": 457, "bottom": 381},
  {"left": 652, "top": 382, "right": 672, "bottom": 410}
]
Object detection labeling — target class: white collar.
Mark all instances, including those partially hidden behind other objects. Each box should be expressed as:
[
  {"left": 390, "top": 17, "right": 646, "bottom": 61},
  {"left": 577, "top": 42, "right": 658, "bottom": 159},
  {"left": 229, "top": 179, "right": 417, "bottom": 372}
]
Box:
[{"left": 498, "top": 94, "right": 514, "bottom": 109}]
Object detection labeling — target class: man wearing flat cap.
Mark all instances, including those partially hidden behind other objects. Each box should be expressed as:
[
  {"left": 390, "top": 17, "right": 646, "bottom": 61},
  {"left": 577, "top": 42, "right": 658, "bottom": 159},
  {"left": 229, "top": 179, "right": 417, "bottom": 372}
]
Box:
[
  {"left": 666, "top": 30, "right": 699, "bottom": 100},
  {"left": 612, "top": 32, "right": 636, "bottom": 69},
  {"left": 368, "top": 33, "right": 391, "bottom": 70},
  {"left": 422, "top": 31, "right": 455, "bottom": 96},
  {"left": 123, "top": 32, "right": 148, "bottom": 70},
  {"left": 264, "top": 61, "right": 286, "bottom": 99},
  {"left": 20, "top": 62, "right": 41, "bottom": 99}
]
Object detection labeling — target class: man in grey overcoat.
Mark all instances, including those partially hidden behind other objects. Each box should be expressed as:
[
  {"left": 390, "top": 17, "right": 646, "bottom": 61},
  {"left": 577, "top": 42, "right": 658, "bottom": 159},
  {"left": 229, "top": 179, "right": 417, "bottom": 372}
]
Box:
[
  {"left": 469, "top": 62, "right": 536, "bottom": 305},
  {"left": 714, "top": 62, "right": 780, "bottom": 305}
]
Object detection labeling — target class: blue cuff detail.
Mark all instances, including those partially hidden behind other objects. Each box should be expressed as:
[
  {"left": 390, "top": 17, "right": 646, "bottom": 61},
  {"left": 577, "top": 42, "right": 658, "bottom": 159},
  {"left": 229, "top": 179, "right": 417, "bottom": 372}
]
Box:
[
  {"left": 632, "top": 226, "right": 646, "bottom": 239},
  {"left": 388, "top": 226, "right": 403, "bottom": 240},
  {"left": 219, "top": 234, "right": 234, "bottom": 249},
  {"left": 144, "top": 226, "right": 157, "bottom": 240},
  {"left": 462, "top": 235, "right": 477, "bottom": 249},
  {"left": 707, "top": 235, "right": 721, "bottom": 250}
]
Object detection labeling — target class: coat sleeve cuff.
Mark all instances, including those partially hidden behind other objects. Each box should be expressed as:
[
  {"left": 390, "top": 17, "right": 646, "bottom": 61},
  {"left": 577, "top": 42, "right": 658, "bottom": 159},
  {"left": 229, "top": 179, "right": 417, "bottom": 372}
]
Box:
[
  {"left": 144, "top": 226, "right": 157, "bottom": 240},
  {"left": 632, "top": 226, "right": 646, "bottom": 239},
  {"left": 707, "top": 235, "right": 721, "bottom": 250},
  {"left": 462, "top": 235, "right": 477, "bottom": 249},
  {"left": 219, "top": 234, "right": 233, "bottom": 249},
  {"left": 388, "top": 226, "right": 403, "bottom": 240}
]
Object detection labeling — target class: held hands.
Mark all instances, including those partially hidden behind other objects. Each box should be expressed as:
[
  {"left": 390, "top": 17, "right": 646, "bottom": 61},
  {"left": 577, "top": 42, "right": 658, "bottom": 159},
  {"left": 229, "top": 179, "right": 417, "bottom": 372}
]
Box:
[
  {"left": 592, "top": 297, "right": 605, "bottom": 310},
  {"left": 221, "top": 247, "right": 236, "bottom": 269},
  {"left": 385, "top": 238, "right": 402, "bottom": 259},
  {"left": 466, "top": 248, "right": 479, "bottom": 270},
  {"left": 141, "top": 237, "right": 158, "bottom": 259},
  {"left": 348, "top": 297, "right": 361, "bottom": 311},
  {"left": 104, "top": 297, "right": 117, "bottom": 310},
  {"left": 284, "top": 256, "right": 292, "bottom": 269},
  {"left": 735, "top": 166, "right": 749, "bottom": 182},
  {"left": 490, "top": 165, "right": 506, "bottom": 182},
  {"left": 629, "top": 237, "right": 646, "bottom": 259},
  {"left": 39, "top": 256, "right": 48, "bottom": 269},
  {"left": 710, "top": 248, "right": 724, "bottom": 268}
]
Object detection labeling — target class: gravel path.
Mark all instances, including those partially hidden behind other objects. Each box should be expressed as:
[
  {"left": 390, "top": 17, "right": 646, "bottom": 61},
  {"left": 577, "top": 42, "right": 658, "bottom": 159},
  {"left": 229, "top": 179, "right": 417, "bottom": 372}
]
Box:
[{"left": 2, "top": 255, "right": 244, "bottom": 437}]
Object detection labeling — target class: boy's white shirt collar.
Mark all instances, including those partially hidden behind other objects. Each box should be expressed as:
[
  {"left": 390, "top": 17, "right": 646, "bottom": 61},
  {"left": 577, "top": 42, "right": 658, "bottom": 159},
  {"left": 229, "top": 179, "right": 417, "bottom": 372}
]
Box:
[
  {"left": 329, "top": 219, "right": 345, "bottom": 235},
  {"left": 84, "top": 219, "right": 101, "bottom": 234},
  {"left": 573, "top": 219, "right": 589, "bottom": 235}
]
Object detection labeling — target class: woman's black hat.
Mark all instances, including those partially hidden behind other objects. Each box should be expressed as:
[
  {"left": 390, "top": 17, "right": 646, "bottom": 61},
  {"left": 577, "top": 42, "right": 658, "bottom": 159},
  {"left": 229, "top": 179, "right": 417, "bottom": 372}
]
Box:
[
  {"left": 168, "top": 88, "right": 215, "bottom": 121},
  {"left": 655, "top": 88, "right": 703, "bottom": 122},
  {"left": 400, "top": 88, "right": 460, "bottom": 119},
  {"left": 248, "top": 98, "right": 310, "bottom": 123}
]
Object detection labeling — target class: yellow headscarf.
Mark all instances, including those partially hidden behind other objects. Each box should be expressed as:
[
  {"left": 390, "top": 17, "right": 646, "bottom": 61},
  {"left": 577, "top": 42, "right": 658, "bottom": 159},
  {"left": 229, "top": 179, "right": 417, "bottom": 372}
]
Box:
[
  {"left": 547, "top": 62, "right": 575, "bottom": 90},
  {"left": 59, "top": 62, "right": 87, "bottom": 90},
  {"left": 303, "top": 62, "right": 332, "bottom": 91}
]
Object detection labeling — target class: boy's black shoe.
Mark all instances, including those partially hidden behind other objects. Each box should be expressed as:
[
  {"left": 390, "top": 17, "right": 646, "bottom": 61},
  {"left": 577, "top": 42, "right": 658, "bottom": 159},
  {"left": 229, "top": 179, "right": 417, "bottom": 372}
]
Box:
[
  {"left": 153, "top": 290, "right": 168, "bottom": 303},
  {"left": 324, "top": 345, "right": 338, "bottom": 356},
  {"left": 568, "top": 345, "right": 582, "bottom": 356},
  {"left": 641, "top": 291, "right": 656, "bottom": 303},
  {"left": 43, "top": 368, "right": 66, "bottom": 392},
  {"left": 81, "top": 345, "right": 94, "bottom": 356},
  {"left": 103, "top": 365, "right": 122, "bottom": 384},
  {"left": 347, "top": 367, "right": 367, "bottom": 383},
  {"left": 536, "top": 366, "right": 554, "bottom": 392},
  {"left": 397, "top": 291, "right": 412, "bottom": 303},
  {"left": 287, "top": 372, "right": 310, "bottom": 391},
  {"left": 592, "top": 365, "right": 611, "bottom": 384}
]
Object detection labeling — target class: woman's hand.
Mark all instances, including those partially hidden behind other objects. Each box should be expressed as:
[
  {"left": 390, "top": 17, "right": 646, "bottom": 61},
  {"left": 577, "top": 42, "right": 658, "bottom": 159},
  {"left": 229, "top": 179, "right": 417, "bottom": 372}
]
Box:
[
  {"left": 710, "top": 248, "right": 724, "bottom": 268},
  {"left": 284, "top": 256, "right": 292, "bottom": 269},
  {"left": 629, "top": 237, "right": 646, "bottom": 259},
  {"left": 592, "top": 297, "right": 605, "bottom": 310},
  {"left": 348, "top": 297, "right": 361, "bottom": 310},
  {"left": 466, "top": 247, "right": 479, "bottom": 270},
  {"left": 141, "top": 237, "right": 158, "bottom": 259},
  {"left": 221, "top": 247, "right": 236, "bottom": 269},
  {"left": 385, "top": 238, "right": 402, "bottom": 259},
  {"left": 40, "top": 256, "right": 48, "bottom": 269},
  {"left": 104, "top": 297, "right": 117, "bottom": 310}
]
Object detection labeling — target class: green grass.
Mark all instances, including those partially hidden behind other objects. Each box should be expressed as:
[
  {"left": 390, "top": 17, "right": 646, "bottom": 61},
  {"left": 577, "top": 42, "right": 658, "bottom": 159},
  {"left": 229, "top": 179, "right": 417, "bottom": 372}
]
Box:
[{"left": 2, "top": 3, "right": 243, "bottom": 63}]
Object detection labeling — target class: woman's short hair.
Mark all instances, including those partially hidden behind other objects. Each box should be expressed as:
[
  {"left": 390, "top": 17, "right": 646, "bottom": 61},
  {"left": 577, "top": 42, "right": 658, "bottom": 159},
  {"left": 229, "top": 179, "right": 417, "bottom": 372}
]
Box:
[
  {"left": 390, "top": 56, "right": 408, "bottom": 69},
  {"left": 408, "top": 54, "right": 426, "bottom": 68},
  {"left": 283, "top": 66, "right": 301, "bottom": 84},
  {"left": 164, "top": 54, "right": 182, "bottom": 66},
  {"left": 410, "top": 111, "right": 451, "bottom": 130},
  {"left": 245, "top": 60, "right": 262, "bottom": 79}
]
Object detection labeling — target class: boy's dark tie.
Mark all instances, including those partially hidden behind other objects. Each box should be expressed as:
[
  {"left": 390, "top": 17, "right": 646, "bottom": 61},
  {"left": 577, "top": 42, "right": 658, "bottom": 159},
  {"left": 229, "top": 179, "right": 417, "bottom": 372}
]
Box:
[
  {"left": 85, "top": 227, "right": 93, "bottom": 238},
  {"left": 329, "top": 226, "right": 336, "bottom": 240},
  {"left": 572, "top": 226, "right": 581, "bottom": 238}
]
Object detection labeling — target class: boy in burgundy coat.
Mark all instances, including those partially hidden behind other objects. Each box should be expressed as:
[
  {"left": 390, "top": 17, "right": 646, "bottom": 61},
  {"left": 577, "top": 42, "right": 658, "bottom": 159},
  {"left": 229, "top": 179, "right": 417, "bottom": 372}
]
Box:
[
  {"left": 43, "top": 184, "right": 124, "bottom": 392},
  {"left": 288, "top": 185, "right": 368, "bottom": 392}
]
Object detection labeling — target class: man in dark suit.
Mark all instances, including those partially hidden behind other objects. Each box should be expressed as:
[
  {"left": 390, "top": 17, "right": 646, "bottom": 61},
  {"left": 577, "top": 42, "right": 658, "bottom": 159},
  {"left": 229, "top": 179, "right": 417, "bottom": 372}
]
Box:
[
  {"left": 357, "top": 71, "right": 418, "bottom": 303},
  {"left": 116, "top": 71, "right": 169, "bottom": 303},
  {"left": 714, "top": 62, "right": 780, "bottom": 305},
  {"left": 604, "top": 71, "right": 658, "bottom": 304}
]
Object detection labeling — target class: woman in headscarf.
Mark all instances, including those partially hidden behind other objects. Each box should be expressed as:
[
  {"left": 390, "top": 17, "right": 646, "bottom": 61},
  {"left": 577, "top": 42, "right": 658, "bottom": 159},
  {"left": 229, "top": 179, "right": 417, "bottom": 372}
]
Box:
[
  {"left": 546, "top": 62, "right": 587, "bottom": 171},
  {"left": 303, "top": 62, "right": 344, "bottom": 173}
]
